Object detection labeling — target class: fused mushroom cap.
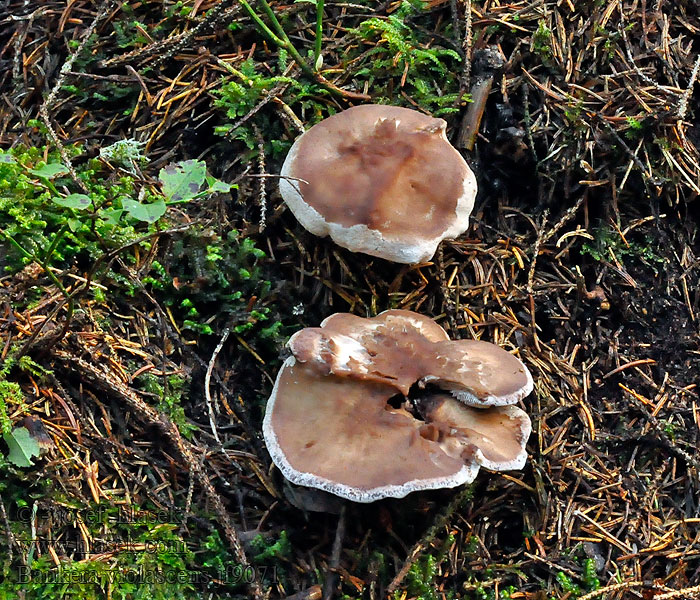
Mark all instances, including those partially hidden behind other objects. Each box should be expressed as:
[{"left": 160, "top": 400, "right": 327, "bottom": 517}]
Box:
[
  {"left": 289, "top": 310, "right": 533, "bottom": 406},
  {"left": 279, "top": 105, "right": 477, "bottom": 263},
  {"left": 263, "top": 310, "right": 533, "bottom": 502},
  {"left": 263, "top": 358, "right": 478, "bottom": 503}
]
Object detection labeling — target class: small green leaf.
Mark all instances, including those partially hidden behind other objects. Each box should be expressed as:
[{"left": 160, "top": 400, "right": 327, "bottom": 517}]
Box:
[
  {"left": 205, "top": 175, "right": 234, "bottom": 194},
  {"left": 53, "top": 193, "right": 91, "bottom": 209},
  {"left": 122, "top": 198, "right": 167, "bottom": 223},
  {"left": 159, "top": 159, "right": 207, "bottom": 203},
  {"left": 29, "top": 163, "right": 69, "bottom": 179},
  {"left": 0, "top": 152, "right": 16, "bottom": 164},
  {"left": 100, "top": 207, "right": 124, "bottom": 226},
  {"left": 67, "top": 218, "right": 83, "bottom": 232},
  {"left": 4, "top": 427, "right": 41, "bottom": 467}
]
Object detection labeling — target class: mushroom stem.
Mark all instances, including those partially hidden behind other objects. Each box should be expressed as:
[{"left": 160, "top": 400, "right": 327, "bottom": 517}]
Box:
[{"left": 322, "top": 504, "right": 346, "bottom": 600}]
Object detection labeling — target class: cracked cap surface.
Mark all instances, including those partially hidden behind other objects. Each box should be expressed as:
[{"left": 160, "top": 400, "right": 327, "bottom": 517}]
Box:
[{"left": 263, "top": 310, "right": 533, "bottom": 502}]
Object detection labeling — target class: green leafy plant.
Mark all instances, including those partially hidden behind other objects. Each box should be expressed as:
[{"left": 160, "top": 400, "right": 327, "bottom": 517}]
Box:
[
  {"left": 0, "top": 147, "right": 233, "bottom": 276},
  {"left": 349, "top": 1, "right": 465, "bottom": 115},
  {"left": 0, "top": 146, "right": 126, "bottom": 276},
  {"left": 212, "top": 57, "right": 331, "bottom": 155},
  {"left": 3, "top": 426, "right": 40, "bottom": 468},
  {"left": 580, "top": 225, "right": 664, "bottom": 272},
  {"left": 532, "top": 20, "right": 553, "bottom": 59},
  {"left": 395, "top": 534, "right": 455, "bottom": 600},
  {"left": 143, "top": 226, "right": 283, "bottom": 343}
]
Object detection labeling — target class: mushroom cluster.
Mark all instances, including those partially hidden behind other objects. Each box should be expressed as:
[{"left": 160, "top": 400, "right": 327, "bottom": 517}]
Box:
[
  {"left": 263, "top": 310, "right": 532, "bottom": 503},
  {"left": 279, "top": 105, "right": 477, "bottom": 264}
]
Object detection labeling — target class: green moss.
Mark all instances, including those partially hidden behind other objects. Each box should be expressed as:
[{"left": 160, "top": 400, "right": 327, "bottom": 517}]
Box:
[
  {"left": 0, "top": 345, "right": 32, "bottom": 435},
  {"left": 532, "top": 20, "right": 553, "bottom": 59},
  {"left": 394, "top": 534, "right": 455, "bottom": 600},
  {"left": 581, "top": 224, "right": 664, "bottom": 272},
  {"left": 0, "top": 145, "right": 141, "bottom": 276},
  {"left": 251, "top": 530, "right": 291, "bottom": 562},
  {"left": 135, "top": 374, "right": 196, "bottom": 439},
  {"left": 349, "top": 1, "right": 465, "bottom": 116},
  {"left": 582, "top": 558, "right": 600, "bottom": 591},
  {"left": 212, "top": 58, "right": 332, "bottom": 158},
  {"left": 0, "top": 523, "right": 202, "bottom": 600},
  {"left": 150, "top": 227, "right": 285, "bottom": 346}
]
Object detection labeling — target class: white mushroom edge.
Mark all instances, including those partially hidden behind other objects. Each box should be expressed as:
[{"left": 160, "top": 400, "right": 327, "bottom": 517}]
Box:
[{"left": 446, "top": 365, "right": 535, "bottom": 407}]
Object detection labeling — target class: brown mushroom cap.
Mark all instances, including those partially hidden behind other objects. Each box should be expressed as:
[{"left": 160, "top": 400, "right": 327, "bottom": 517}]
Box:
[
  {"left": 289, "top": 310, "right": 533, "bottom": 406},
  {"left": 419, "top": 394, "right": 531, "bottom": 471},
  {"left": 263, "top": 311, "right": 533, "bottom": 502},
  {"left": 279, "top": 105, "right": 477, "bottom": 263},
  {"left": 263, "top": 358, "right": 479, "bottom": 503}
]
